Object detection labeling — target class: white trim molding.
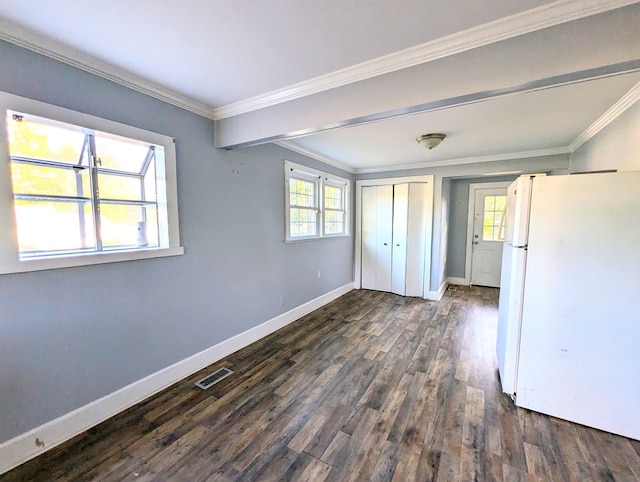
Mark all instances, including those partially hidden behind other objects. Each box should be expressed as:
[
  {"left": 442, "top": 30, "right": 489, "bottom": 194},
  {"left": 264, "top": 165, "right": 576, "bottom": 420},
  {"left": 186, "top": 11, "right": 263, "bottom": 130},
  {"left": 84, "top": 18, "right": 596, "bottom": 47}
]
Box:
[
  {"left": 424, "top": 280, "right": 449, "bottom": 301},
  {"left": 0, "top": 17, "right": 217, "bottom": 120},
  {"left": 275, "top": 141, "right": 356, "bottom": 174},
  {"left": 569, "top": 80, "right": 640, "bottom": 152},
  {"left": 0, "top": 283, "right": 354, "bottom": 476},
  {"left": 1, "top": 1, "right": 635, "bottom": 126},
  {"left": 447, "top": 277, "right": 469, "bottom": 286},
  {"left": 212, "top": 0, "right": 638, "bottom": 119},
  {"left": 355, "top": 147, "right": 570, "bottom": 174}
]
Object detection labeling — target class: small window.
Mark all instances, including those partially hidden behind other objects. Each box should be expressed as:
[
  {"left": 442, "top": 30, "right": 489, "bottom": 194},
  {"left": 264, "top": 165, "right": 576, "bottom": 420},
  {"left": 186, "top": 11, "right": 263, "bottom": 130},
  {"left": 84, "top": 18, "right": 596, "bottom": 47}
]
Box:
[
  {"left": 323, "top": 180, "right": 346, "bottom": 235},
  {"left": 284, "top": 160, "right": 350, "bottom": 241},
  {"left": 482, "top": 195, "right": 506, "bottom": 241},
  {"left": 0, "top": 91, "right": 182, "bottom": 274},
  {"left": 289, "top": 174, "right": 319, "bottom": 238}
]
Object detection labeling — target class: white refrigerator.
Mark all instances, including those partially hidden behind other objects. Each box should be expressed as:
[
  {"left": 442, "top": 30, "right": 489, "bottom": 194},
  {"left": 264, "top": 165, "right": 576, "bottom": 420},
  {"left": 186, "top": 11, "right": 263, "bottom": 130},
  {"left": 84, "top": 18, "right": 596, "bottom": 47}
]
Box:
[{"left": 496, "top": 171, "right": 640, "bottom": 441}]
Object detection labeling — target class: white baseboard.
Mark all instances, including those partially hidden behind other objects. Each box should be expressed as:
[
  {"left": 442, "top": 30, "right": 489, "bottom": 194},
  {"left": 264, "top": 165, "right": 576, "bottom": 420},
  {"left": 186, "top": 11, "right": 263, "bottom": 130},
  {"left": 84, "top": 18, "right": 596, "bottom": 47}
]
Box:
[
  {"left": 446, "top": 277, "right": 469, "bottom": 286},
  {"left": 424, "top": 280, "right": 448, "bottom": 301},
  {"left": 0, "top": 282, "right": 354, "bottom": 476}
]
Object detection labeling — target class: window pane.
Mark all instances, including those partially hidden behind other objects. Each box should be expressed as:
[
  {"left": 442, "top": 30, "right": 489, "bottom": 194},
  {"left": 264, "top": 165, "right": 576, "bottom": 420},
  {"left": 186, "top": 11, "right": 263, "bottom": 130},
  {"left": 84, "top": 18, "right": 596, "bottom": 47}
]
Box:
[
  {"left": 484, "top": 196, "right": 495, "bottom": 211},
  {"left": 7, "top": 113, "right": 86, "bottom": 164},
  {"left": 14, "top": 199, "right": 95, "bottom": 253},
  {"left": 483, "top": 212, "right": 494, "bottom": 230},
  {"left": 290, "top": 178, "right": 316, "bottom": 208},
  {"left": 98, "top": 173, "right": 142, "bottom": 201},
  {"left": 290, "top": 207, "right": 317, "bottom": 237},
  {"left": 482, "top": 194, "right": 506, "bottom": 241},
  {"left": 94, "top": 133, "right": 149, "bottom": 173},
  {"left": 325, "top": 210, "right": 344, "bottom": 235},
  {"left": 11, "top": 162, "right": 90, "bottom": 197},
  {"left": 100, "top": 203, "right": 158, "bottom": 248},
  {"left": 324, "top": 185, "right": 343, "bottom": 209}
]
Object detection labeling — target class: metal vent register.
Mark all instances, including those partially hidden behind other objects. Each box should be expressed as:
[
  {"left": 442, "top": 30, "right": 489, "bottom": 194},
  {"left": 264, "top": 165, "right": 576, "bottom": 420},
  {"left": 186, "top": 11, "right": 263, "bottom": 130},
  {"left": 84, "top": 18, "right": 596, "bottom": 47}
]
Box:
[{"left": 195, "top": 367, "right": 233, "bottom": 390}]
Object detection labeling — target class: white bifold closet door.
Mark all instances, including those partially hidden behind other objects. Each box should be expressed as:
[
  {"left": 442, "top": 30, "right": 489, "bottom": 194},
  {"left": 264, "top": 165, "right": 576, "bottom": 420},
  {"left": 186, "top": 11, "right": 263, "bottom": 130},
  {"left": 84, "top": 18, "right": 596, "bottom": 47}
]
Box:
[
  {"left": 361, "top": 183, "right": 428, "bottom": 297},
  {"left": 361, "top": 184, "right": 393, "bottom": 292}
]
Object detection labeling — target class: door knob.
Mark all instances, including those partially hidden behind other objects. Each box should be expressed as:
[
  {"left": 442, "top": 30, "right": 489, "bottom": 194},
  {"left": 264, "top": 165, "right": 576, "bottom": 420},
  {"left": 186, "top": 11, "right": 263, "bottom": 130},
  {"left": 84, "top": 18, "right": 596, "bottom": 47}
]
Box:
[{"left": 383, "top": 242, "right": 388, "bottom": 246}]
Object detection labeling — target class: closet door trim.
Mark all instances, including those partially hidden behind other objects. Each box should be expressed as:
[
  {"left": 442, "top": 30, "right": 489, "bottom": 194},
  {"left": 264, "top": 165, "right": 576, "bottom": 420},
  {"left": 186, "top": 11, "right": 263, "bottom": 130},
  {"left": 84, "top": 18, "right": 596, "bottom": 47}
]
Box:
[{"left": 355, "top": 175, "right": 434, "bottom": 297}]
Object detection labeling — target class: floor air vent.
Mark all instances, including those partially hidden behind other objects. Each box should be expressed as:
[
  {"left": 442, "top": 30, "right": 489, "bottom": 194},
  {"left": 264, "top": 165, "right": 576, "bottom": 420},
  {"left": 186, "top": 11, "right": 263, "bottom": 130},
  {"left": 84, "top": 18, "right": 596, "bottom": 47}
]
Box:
[
  {"left": 448, "top": 285, "right": 458, "bottom": 291},
  {"left": 195, "top": 367, "right": 233, "bottom": 390}
]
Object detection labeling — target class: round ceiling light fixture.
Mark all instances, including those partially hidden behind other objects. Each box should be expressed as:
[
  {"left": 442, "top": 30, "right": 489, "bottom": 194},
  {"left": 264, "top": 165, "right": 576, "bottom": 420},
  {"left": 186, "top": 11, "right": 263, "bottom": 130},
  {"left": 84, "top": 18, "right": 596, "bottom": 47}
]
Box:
[{"left": 416, "top": 133, "right": 446, "bottom": 150}]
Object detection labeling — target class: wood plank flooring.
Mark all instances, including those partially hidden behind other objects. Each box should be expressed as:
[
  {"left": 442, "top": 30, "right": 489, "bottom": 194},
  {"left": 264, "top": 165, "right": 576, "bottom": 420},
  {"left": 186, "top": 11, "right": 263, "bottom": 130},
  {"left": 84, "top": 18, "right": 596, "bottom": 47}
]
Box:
[{"left": 2, "top": 287, "right": 639, "bottom": 481}]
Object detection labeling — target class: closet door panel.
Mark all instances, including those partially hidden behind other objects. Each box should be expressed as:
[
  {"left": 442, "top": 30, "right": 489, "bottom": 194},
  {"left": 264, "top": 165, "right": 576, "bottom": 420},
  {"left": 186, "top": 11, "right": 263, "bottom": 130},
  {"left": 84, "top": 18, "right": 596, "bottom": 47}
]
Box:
[
  {"left": 406, "top": 183, "right": 428, "bottom": 297},
  {"left": 391, "top": 183, "right": 408, "bottom": 295},
  {"left": 361, "top": 186, "right": 377, "bottom": 290},
  {"left": 361, "top": 185, "right": 393, "bottom": 291},
  {"left": 375, "top": 185, "right": 393, "bottom": 292}
]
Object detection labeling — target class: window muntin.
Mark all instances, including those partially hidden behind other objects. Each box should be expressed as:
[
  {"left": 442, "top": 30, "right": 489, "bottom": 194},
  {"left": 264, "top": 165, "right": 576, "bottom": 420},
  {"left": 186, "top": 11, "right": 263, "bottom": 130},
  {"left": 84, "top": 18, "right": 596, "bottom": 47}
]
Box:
[
  {"left": 284, "top": 160, "right": 350, "bottom": 241},
  {"left": 289, "top": 176, "right": 319, "bottom": 238},
  {"left": 482, "top": 195, "right": 506, "bottom": 241},
  {"left": 323, "top": 182, "right": 345, "bottom": 235},
  {"left": 0, "top": 90, "right": 182, "bottom": 274},
  {"left": 7, "top": 111, "right": 162, "bottom": 257}
]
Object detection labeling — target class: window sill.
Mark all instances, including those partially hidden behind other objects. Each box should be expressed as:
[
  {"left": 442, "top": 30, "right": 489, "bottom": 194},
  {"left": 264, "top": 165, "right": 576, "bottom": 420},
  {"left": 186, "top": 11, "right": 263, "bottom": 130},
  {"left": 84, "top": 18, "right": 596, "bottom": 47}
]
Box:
[
  {"left": 0, "top": 246, "right": 184, "bottom": 275},
  {"left": 285, "top": 234, "right": 351, "bottom": 244}
]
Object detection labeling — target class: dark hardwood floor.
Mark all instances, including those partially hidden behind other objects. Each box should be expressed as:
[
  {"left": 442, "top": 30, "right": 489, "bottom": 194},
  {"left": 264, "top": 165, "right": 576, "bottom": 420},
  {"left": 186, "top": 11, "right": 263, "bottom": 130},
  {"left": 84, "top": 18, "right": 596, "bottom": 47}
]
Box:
[{"left": 2, "top": 287, "right": 639, "bottom": 481}]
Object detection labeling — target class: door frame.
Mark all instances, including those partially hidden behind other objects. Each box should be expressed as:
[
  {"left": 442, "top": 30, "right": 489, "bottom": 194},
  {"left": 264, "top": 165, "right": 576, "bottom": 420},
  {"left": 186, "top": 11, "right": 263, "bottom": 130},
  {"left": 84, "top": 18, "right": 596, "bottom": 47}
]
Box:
[
  {"left": 464, "top": 181, "right": 512, "bottom": 285},
  {"left": 355, "top": 175, "right": 434, "bottom": 296}
]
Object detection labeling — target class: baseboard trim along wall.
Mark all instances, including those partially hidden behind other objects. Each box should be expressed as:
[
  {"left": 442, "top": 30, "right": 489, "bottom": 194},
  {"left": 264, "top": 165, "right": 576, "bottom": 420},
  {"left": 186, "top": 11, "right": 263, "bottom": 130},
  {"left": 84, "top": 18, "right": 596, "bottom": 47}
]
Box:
[
  {"left": 424, "top": 280, "right": 448, "bottom": 301},
  {"left": 446, "top": 277, "right": 469, "bottom": 286},
  {"left": 0, "top": 282, "right": 354, "bottom": 476}
]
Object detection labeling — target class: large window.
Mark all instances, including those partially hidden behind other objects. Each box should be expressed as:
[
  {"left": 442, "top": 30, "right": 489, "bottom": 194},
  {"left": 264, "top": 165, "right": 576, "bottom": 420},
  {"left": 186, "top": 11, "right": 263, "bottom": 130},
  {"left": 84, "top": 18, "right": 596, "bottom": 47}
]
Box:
[
  {"left": 284, "top": 160, "right": 350, "bottom": 241},
  {"left": 0, "top": 91, "right": 182, "bottom": 274}
]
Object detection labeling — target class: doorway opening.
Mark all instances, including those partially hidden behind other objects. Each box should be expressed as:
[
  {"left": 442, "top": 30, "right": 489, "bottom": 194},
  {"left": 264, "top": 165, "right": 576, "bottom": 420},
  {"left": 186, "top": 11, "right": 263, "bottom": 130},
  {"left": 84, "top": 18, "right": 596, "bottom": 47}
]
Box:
[{"left": 465, "top": 182, "right": 510, "bottom": 287}]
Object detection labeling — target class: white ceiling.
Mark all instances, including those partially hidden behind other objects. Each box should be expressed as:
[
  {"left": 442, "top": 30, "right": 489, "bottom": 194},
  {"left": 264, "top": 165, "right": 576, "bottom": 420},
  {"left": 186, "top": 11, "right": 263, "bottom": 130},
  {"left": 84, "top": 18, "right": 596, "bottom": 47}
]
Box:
[{"left": 1, "top": 0, "right": 639, "bottom": 173}]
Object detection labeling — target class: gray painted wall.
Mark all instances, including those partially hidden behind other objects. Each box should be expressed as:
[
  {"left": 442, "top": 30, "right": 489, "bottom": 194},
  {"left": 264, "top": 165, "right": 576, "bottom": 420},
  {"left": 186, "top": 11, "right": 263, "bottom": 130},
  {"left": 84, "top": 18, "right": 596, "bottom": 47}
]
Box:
[
  {"left": 446, "top": 176, "right": 519, "bottom": 279},
  {"left": 0, "top": 41, "right": 354, "bottom": 443},
  {"left": 570, "top": 100, "right": 640, "bottom": 172}
]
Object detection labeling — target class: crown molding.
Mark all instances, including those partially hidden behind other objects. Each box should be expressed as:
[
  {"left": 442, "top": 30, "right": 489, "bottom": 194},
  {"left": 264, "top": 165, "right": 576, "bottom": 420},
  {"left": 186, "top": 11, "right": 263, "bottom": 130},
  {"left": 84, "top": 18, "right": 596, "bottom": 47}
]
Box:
[
  {"left": 355, "top": 147, "right": 570, "bottom": 174},
  {"left": 0, "top": 17, "right": 218, "bottom": 120},
  {"left": 275, "top": 141, "right": 356, "bottom": 174},
  {"left": 213, "top": 0, "right": 639, "bottom": 119},
  {"left": 569, "top": 81, "right": 640, "bottom": 152}
]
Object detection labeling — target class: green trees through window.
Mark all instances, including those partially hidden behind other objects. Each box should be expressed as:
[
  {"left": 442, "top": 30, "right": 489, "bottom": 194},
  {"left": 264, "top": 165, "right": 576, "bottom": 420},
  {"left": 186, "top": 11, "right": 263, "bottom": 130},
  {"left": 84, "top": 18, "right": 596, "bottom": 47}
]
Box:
[
  {"left": 284, "top": 160, "right": 350, "bottom": 241},
  {"left": 7, "top": 112, "right": 161, "bottom": 256}
]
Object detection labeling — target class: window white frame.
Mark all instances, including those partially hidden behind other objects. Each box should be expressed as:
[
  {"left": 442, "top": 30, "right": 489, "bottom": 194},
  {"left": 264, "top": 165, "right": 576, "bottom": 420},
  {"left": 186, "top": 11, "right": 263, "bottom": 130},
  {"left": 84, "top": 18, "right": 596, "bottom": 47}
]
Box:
[
  {"left": 284, "top": 160, "right": 350, "bottom": 241},
  {"left": 0, "top": 91, "right": 183, "bottom": 274}
]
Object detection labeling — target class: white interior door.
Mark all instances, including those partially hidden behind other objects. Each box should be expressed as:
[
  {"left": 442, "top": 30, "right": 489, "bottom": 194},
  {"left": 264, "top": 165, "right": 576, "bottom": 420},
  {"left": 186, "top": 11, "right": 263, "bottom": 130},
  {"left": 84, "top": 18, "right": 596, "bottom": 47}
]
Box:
[
  {"left": 361, "top": 185, "right": 393, "bottom": 291},
  {"left": 470, "top": 187, "right": 507, "bottom": 287}
]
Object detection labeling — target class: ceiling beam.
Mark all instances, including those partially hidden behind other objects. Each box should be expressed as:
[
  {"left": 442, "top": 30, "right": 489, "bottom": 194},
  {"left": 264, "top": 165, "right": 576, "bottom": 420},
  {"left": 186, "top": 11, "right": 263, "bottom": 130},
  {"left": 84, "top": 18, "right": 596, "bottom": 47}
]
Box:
[{"left": 218, "top": 59, "right": 640, "bottom": 150}]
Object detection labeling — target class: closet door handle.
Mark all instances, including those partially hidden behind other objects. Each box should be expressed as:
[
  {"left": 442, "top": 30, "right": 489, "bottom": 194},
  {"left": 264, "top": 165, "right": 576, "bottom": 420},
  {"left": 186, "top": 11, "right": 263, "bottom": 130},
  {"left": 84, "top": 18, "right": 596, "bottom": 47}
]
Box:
[{"left": 383, "top": 242, "right": 388, "bottom": 246}]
